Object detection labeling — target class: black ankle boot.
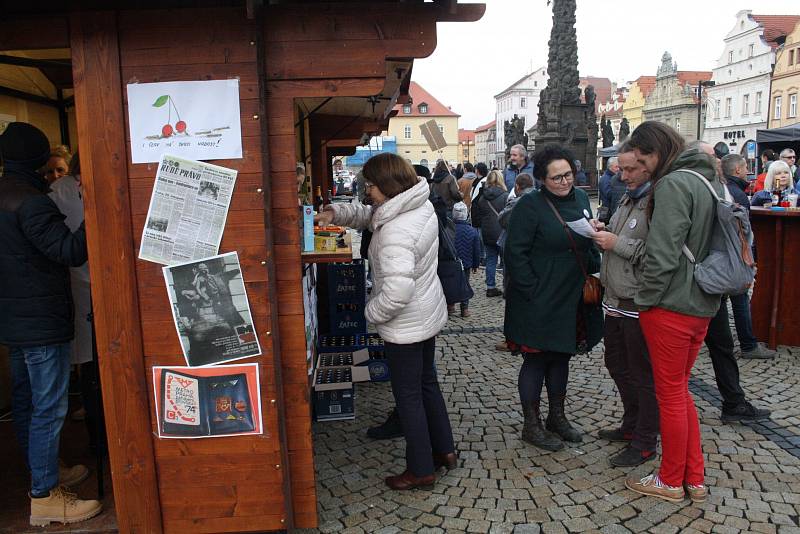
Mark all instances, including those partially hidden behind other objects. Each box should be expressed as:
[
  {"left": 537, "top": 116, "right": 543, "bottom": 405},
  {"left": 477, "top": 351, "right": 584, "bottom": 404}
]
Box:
[
  {"left": 522, "top": 401, "right": 563, "bottom": 452},
  {"left": 545, "top": 395, "right": 582, "bottom": 443},
  {"left": 367, "top": 407, "right": 403, "bottom": 440}
]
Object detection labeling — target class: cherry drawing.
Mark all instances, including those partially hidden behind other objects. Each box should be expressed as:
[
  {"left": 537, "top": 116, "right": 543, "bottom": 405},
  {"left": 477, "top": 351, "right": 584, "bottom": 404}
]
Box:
[{"left": 152, "top": 95, "right": 187, "bottom": 138}]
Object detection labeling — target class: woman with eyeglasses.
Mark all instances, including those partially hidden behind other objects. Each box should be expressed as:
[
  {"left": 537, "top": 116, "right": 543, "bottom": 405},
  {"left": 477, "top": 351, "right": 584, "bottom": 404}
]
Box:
[
  {"left": 503, "top": 144, "right": 602, "bottom": 452},
  {"left": 315, "top": 153, "right": 456, "bottom": 490}
]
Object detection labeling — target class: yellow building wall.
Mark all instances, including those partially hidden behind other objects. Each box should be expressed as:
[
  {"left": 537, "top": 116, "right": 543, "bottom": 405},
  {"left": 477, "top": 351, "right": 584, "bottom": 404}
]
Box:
[
  {"left": 769, "top": 22, "right": 800, "bottom": 129},
  {"left": 622, "top": 81, "right": 647, "bottom": 131},
  {"left": 387, "top": 115, "right": 459, "bottom": 167}
]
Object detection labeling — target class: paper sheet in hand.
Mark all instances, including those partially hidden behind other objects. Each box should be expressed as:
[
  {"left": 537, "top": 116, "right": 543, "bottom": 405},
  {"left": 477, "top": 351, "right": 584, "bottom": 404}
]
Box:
[
  {"left": 139, "top": 155, "right": 237, "bottom": 265},
  {"left": 566, "top": 218, "right": 597, "bottom": 238}
]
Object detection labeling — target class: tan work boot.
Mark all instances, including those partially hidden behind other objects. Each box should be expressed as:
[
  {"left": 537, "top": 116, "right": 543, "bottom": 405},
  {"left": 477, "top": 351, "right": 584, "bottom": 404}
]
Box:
[
  {"left": 685, "top": 483, "right": 708, "bottom": 503},
  {"left": 59, "top": 460, "right": 90, "bottom": 487},
  {"left": 30, "top": 486, "right": 102, "bottom": 526},
  {"left": 625, "top": 474, "right": 685, "bottom": 503}
]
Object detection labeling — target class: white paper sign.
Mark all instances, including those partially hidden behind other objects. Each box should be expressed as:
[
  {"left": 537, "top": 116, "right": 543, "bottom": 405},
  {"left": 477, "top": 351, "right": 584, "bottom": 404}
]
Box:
[
  {"left": 139, "top": 155, "right": 237, "bottom": 265},
  {"left": 127, "top": 80, "right": 242, "bottom": 163},
  {"left": 566, "top": 218, "right": 597, "bottom": 238}
]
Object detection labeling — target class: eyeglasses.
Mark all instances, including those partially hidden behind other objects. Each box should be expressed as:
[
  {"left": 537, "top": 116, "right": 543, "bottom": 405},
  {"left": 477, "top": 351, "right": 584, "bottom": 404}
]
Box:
[
  {"left": 546, "top": 171, "right": 574, "bottom": 184},
  {"left": 783, "top": 155, "right": 796, "bottom": 160}
]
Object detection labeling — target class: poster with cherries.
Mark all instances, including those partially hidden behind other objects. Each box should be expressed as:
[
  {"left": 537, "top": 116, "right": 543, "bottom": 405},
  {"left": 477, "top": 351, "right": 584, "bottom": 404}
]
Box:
[{"left": 127, "top": 79, "right": 242, "bottom": 164}]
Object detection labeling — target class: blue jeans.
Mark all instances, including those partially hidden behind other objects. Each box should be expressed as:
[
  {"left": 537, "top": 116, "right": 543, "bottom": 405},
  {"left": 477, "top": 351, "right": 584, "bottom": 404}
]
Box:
[
  {"left": 10, "top": 343, "right": 71, "bottom": 495},
  {"left": 485, "top": 243, "right": 500, "bottom": 289},
  {"left": 729, "top": 292, "right": 757, "bottom": 351}
]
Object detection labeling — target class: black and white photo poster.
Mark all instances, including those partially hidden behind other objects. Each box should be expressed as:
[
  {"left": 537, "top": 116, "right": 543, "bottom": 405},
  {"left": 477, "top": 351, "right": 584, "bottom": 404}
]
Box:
[{"left": 163, "top": 252, "right": 261, "bottom": 366}]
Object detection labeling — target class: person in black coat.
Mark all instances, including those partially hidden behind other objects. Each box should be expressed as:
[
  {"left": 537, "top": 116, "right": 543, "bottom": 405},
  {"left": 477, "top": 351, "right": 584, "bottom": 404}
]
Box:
[{"left": 0, "top": 122, "right": 100, "bottom": 521}]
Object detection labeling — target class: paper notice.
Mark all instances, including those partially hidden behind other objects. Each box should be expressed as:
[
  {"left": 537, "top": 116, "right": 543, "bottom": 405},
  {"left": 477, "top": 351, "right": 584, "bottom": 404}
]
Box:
[
  {"left": 139, "top": 154, "right": 237, "bottom": 265},
  {"left": 566, "top": 218, "right": 597, "bottom": 238}
]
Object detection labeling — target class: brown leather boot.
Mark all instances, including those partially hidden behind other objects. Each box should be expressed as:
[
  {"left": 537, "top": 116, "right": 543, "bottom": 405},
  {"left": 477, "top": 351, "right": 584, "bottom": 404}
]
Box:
[{"left": 385, "top": 470, "right": 435, "bottom": 490}]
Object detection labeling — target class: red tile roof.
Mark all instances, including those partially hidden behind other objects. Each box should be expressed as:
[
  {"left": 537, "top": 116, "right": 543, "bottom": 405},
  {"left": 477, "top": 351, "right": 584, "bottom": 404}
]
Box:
[
  {"left": 458, "top": 129, "right": 475, "bottom": 144},
  {"left": 579, "top": 76, "right": 613, "bottom": 113},
  {"left": 677, "top": 71, "right": 713, "bottom": 86},
  {"left": 474, "top": 119, "right": 496, "bottom": 133},
  {"left": 751, "top": 15, "right": 800, "bottom": 48},
  {"left": 632, "top": 76, "right": 657, "bottom": 98},
  {"left": 393, "top": 81, "right": 459, "bottom": 117}
]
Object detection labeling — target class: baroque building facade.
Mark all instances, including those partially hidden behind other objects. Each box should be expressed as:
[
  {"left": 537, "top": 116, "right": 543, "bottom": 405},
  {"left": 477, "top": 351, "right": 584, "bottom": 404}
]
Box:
[
  {"left": 704, "top": 11, "right": 800, "bottom": 170},
  {"left": 642, "top": 52, "right": 711, "bottom": 142},
  {"left": 769, "top": 19, "right": 800, "bottom": 129}
]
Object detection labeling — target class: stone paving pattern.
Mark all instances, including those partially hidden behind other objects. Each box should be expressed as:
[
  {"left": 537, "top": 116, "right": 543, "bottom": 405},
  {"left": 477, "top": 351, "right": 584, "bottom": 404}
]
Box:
[{"left": 299, "top": 267, "right": 800, "bottom": 534}]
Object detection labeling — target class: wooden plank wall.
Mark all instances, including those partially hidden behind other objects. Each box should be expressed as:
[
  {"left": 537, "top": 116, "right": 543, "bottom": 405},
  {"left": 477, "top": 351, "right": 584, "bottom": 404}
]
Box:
[{"left": 74, "top": 7, "right": 291, "bottom": 533}]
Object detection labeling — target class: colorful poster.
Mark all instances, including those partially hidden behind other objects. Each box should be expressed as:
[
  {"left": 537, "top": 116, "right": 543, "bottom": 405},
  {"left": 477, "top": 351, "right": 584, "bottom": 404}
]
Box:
[
  {"left": 152, "top": 363, "right": 263, "bottom": 439},
  {"left": 163, "top": 252, "right": 262, "bottom": 367},
  {"left": 139, "top": 155, "right": 237, "bottom": 265},
  {"left": 127, "top": 80, "right": 242, "bottom": 163}
]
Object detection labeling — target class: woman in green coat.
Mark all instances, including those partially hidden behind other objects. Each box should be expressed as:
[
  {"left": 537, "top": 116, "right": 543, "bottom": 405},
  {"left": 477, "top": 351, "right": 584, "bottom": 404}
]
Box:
[{"left": 504, "top": 144, "right": 603, "bottom": 452}]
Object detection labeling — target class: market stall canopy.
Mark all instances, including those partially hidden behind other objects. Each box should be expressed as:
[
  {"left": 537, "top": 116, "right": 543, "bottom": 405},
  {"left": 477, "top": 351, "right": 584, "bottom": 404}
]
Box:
[{"left": 757, "top": 124, "right": 800, "bottom": 144}]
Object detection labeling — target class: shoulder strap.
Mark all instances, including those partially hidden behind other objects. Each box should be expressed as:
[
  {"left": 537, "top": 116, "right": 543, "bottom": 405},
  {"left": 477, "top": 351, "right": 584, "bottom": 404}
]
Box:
[
  {"left": 543, "top": 196, "right": 589, "bottom": 280},
  {"left": 485, "top": 197, "right": 500, "bottom": 217}
]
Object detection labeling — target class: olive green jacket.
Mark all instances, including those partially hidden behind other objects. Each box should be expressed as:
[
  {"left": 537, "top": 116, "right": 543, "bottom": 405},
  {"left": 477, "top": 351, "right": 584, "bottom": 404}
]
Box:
[
  {"left": 634, "top": 149, "right": 724, "bottom": 317},
  {"left": 503, "top": 187, "right": 603, "bottom": 354}
]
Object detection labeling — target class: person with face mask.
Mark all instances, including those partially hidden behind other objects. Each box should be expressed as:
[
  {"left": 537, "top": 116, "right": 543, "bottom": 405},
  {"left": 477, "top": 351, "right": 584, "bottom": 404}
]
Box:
[{"left": 0, "top": 122, "right": 101, "bottom": 525}]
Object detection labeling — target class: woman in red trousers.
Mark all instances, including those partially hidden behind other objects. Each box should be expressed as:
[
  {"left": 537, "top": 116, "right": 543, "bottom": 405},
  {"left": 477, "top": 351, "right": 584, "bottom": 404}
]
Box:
[{"left": 626, "top": 121, "right": 724, "bottom": 504}]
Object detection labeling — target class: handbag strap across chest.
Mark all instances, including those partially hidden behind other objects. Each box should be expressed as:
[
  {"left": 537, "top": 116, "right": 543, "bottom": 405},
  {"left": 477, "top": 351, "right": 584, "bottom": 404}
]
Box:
[{"left": 544, "top": 196, "right": 589, "bottom": 280}]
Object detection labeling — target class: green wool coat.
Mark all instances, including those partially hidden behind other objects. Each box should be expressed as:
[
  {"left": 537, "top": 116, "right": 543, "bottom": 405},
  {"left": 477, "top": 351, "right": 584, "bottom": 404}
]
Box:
[{"left": 503, "top": 187, "right": 603, "bottom": 354}]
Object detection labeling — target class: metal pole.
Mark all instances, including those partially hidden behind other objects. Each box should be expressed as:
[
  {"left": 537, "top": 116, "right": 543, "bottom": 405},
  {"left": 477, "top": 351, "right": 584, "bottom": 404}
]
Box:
[{"left": 696, "top": 84, "right": 702, "bottom": 140}]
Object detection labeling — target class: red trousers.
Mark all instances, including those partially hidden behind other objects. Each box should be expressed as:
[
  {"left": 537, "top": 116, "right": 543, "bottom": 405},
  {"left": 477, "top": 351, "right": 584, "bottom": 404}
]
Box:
[{"left": 639, "top": 307, "right": 710, "bottom": 487}]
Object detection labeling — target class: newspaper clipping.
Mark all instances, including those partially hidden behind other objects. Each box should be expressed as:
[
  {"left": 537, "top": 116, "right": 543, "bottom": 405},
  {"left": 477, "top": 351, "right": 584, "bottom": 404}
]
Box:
[
  {"left": 163, "top": 252, "right": 261, "bottom": 366},
  {"left": 139, "top": 154, "right": 237, "bottom": 265}
]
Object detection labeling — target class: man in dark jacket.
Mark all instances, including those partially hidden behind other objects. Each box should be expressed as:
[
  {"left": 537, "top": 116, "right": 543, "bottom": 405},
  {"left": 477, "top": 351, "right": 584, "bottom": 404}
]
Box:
[
  {"left": 471, "top": 176, "right": 508, "bottom": 296},
  {"left": 720, "top": 154, "right": 777, "bottom": 360},
  {"left": 0, "top": 122, "right": 100, "bottom": 524},
  {"left": 598, "top": 157, "right": 619, "bottom": 208},
  {"left": 503, "top": 144, "right": 535, "bottom": 191}
]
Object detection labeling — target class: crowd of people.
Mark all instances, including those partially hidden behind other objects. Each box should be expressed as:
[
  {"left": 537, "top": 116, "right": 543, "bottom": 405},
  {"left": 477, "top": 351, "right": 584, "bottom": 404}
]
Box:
[{"left": 326, "top": 120, "right": 785, "bottom": 507}]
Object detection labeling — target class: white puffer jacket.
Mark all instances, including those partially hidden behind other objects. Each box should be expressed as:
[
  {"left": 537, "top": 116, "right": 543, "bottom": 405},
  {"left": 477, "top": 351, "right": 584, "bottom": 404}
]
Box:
[{"left": 329, "top": 178, "right": 447, "bottom": 344}]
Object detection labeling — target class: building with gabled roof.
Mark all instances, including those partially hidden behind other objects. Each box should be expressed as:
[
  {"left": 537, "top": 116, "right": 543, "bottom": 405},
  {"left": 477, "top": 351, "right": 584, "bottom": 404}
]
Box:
[
  {"left": 642, "top": 51, "right": 711, "bottom": 142},
  {"left": 704, "top": 10, "right": 800, "bottom": 171},
  {"left": 386, "top": 81, "right": 460, "bottom": 168},
  {"left": 458, "top": 128, "right": 476, "bottom": 163},
  {"left": 474, "top": 119, "right": 497, "bottom": 167},
  {"left": 623, "top": 76, "right": 657, "bottom": 132}
]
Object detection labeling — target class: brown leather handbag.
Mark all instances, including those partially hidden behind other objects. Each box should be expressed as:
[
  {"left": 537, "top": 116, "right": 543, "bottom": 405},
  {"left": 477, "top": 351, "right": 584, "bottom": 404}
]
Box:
[{"left": 544, "top": 197, "right": 602, "bottom": 306}]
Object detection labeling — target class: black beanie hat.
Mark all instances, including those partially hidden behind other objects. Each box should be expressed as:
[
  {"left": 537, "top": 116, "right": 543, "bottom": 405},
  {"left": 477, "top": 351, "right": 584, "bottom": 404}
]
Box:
[{"left": 0, "top": 122, "right": 51, "bottom": 170}]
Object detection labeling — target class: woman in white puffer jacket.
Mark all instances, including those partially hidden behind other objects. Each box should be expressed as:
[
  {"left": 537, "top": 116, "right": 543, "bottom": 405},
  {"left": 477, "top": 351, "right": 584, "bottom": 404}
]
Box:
[{"left": 316, "top": 153, "right": 455, "bottom": 490}]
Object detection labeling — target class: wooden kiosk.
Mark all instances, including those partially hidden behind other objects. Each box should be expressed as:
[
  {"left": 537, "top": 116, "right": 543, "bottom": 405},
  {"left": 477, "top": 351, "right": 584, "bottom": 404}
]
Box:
[
  {"left": 750, "top": 207, "right": 800, "bottom": 349},
  {"left": 1, "top": 2, "right": 483, "bottom": 532}
]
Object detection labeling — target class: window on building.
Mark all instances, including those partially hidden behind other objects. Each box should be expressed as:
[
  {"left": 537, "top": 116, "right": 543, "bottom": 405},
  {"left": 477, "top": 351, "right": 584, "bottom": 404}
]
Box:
[
  {"left": 755, "top": 91, "right": 762, "bottom": 113},
  {"left": 725, "top": 97, "right": 732, "bottom": 118},
  {"left": 463, "top": 148, "right": 469, "bottom": 158},
  {"left": 419, "top": 104, "right": 428, "bottom": 114},
  {"left": 728, "top": 50, "right": 734, "bottom": 64},
  {"left": 748, "top": 43, "right": 754, "bottom": 58},
  {"left": 404, "top": 125, "right": 412, "bottom": 139},
  {"left": 774, "top": 96, "right": 783, "bottom": 119},
  {"left": 438, "top": 125, "right": 444, "bottom": 134},
  {"left": 675, "top": 118, "right": 681, "bottom": 132},
  {"left": 742, "top": 94, "right": 750, "bottom": 116},
  {"left": 520, "top": 97, "right": 527, "bottom": 108},
  {"left": 790, "top": 49, "right": 795, "bottom": 66},
  {"left": 402, "top": 104, "right": 411, "bottom": 114},
  {"left": 790, "top": 94, "right": 798, "bottom": 118},
  {"left": 534, "top": 81, "right": 538, "bottom": 87}
]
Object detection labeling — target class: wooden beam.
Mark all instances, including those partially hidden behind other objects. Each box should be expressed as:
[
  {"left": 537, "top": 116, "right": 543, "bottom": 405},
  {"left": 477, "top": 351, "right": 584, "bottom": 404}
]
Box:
[
  {"left": 0, "top": 85, "right": 58, "bottom": 107},
  {"left": 0, "top": 15, "right": 70, "bottom": 49},
  {"left": 70, "top": 11, "right": 163, "bottom": 533}
]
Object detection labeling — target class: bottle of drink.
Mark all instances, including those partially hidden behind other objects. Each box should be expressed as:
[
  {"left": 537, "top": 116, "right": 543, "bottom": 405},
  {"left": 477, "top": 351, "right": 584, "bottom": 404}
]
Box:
[
  {"left": 314, "top": 186, "right": 324, "bottom": 212},
  {"left": 326, "top": 188, "right": 333, "bottom": 205}
]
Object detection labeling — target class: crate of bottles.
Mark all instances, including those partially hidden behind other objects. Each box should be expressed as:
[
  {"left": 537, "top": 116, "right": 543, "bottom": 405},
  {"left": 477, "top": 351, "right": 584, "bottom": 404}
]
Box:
[
  {"left": 327, "top": 299, "right": 366, "bottom": 335},
  {"left": 317, "top": 334, "right": 365, "bottom": 354},
  {"left": 358, "top": 333, "right": 390, "bottom": 382}
]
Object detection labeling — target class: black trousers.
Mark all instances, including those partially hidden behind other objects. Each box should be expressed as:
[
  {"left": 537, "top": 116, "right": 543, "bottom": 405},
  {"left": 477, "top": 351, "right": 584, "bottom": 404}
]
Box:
[
  {"left": 603, "top": 315, "right": 659, "bottom": 451},
  {"left": 517, "top": 351, "right": 571, "bottom": 406},
  {"left": 704, "top": 299, "right": 746, "bottom": 410},
  {"left": 385, "top": 337, "right": 455, "bottom": 477}
]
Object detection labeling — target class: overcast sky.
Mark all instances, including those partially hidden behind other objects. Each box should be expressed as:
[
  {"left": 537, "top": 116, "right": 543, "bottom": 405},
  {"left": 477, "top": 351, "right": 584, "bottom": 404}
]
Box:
[{"left": 412, "top": 0, "right": 800, "bottom": 129}]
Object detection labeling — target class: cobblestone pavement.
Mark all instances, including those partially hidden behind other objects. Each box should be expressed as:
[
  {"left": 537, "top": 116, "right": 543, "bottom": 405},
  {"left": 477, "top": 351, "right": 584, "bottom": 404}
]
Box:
[{"left": 300, "top": 267, "right": 800, "bottom": 534}]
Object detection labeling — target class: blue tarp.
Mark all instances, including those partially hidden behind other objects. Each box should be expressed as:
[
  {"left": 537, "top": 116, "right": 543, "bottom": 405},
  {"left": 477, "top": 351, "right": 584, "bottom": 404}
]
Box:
[{"left": 346, "top": 136, "right": 397, "bottom": 166}]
